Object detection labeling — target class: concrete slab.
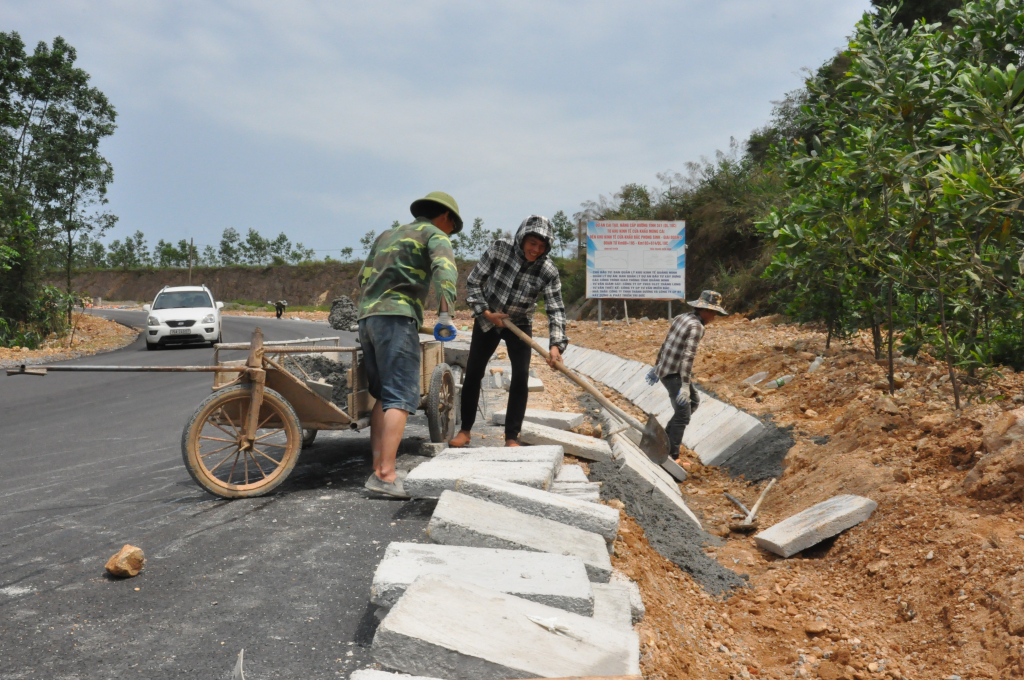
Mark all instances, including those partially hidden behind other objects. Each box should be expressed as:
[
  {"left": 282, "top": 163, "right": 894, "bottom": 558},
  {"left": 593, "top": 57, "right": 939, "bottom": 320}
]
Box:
[
  {"left": 371, "top": 542, "right": 594, "bottom": 614},
  {"left": 549, "top": 482, "right": 602, "bottom": 503},
  {"left": 682, "top": 402, "right": 735, "bottom": 449},
  {"left": 518, "top": 422, "right": 613, "bottom": 462},
  {"left": 661, "top": 457, "right": 688, "bottom": 481},
  {"left": 694, "top": 413, "right": 765, "bottom": 466},
  {"left": 490, "top": 408, "right": 585, "bottom": 431},
  {"left": 755, "top": 494, "right": 878, "bottom": 558},
  {"left": 610, "top": 571, "right": 646, "bottom": 622},
  {"left": 351, "top": 668, "right": 444, "bottom": 680},
  {"left": 697, "top": 415, "right": 766, "bottom": 468},
  {"left": 554, "top": 464, "right": 589, "bottom": 484},
  {"left": 372, "top": 575, "right": 640, "bottom": 679},
  {"left": 681, "top": 396, "right": 726, "bottom": 439},
  {"left": 435, "top": 445, "right": 564, "bottom": 473},
  {"left": 427, "top": 491, "right": 612, "bottom": 581},
  {"left": 404, "top": 460, "right": 556, "bottom": 498},
  {"left": 592, "top": 583, "right": 634, "bottom": 630},
  {"left": 455, "top": 476, "right": 620, "bottom": 541}
]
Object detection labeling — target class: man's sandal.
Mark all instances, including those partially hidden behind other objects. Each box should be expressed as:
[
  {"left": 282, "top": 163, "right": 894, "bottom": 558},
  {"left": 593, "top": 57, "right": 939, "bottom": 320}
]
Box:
[{"left": 448, "top": 431, "right": 471, "bottom": 448}]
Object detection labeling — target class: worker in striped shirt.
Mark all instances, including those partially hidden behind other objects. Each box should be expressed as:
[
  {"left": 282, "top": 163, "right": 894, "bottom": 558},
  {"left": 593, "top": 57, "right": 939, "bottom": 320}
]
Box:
[{"left": 645, "top": 290, "right": 727, "bottom": 461}]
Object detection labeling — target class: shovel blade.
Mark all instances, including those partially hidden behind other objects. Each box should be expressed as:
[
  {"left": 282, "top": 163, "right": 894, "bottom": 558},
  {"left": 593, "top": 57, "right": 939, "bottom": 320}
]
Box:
[{"left": 638, "top": 415, "right": 672, "bottom": 464}]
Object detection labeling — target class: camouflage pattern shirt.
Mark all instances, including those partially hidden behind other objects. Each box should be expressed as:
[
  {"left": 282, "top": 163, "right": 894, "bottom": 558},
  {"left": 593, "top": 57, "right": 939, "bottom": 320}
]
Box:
[{"left": 357, "top": 219, "right": 458, "bottom": 326}]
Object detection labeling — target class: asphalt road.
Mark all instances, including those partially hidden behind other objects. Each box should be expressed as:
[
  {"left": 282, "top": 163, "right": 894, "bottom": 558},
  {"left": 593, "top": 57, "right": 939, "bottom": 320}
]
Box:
[{"left": 0, "top": 311, "right": 457, "bottom": 679}]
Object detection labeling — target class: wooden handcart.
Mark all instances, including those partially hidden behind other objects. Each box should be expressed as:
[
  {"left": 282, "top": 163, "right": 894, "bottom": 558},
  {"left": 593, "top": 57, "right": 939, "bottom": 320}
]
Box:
[{"left": 7, "top": 327, "right": 457, "bottom": 499}]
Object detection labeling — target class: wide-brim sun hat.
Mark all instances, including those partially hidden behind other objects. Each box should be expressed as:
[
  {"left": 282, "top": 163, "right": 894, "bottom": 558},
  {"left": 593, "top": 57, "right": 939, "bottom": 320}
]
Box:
[
  {"left": 410, "top": 191, "right": 463, "bottom": 234},
  {"left": 688, "top": 290, "right": 727, "bottom": 315}
]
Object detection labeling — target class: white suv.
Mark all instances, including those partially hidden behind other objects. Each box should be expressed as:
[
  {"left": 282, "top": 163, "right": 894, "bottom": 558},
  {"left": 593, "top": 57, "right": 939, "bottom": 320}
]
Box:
[{"left": 143, "top": 285, "right": 224, "bottom": 351}]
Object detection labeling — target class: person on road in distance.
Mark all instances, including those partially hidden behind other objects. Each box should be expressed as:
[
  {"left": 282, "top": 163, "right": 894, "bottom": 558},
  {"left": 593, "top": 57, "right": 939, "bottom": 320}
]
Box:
[
  {"left": 449, "top": 215, "right": 568, "bottom": 448},
  {"left": 646, "top": 290, "right": 727, "bottom": 461},
  {"left": 358, "top": 191, "right": 461, "bottom": 498}
]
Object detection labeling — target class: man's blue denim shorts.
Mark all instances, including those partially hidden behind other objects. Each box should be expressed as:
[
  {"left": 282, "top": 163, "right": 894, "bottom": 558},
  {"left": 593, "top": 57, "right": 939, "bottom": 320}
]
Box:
[{"left": 358, "top": 315, "right": 421, "bottom": 414}]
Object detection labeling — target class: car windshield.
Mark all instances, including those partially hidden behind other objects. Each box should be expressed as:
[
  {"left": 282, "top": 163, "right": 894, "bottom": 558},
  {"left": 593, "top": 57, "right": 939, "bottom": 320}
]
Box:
[{"left": 153, "top": 291, "right": 213, "bottom": 310}]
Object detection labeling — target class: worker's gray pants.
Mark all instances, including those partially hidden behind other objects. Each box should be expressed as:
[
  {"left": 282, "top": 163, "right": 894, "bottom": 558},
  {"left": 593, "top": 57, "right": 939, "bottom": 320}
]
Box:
[{"left": 660, "top": 373, "right": 700, "bottom": 460}]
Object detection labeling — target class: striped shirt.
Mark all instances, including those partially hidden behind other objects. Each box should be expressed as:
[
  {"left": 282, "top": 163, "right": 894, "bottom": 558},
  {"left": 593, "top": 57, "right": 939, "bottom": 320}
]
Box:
[{"left": 654, "top": 312, "right": 705, "bottom": 382}]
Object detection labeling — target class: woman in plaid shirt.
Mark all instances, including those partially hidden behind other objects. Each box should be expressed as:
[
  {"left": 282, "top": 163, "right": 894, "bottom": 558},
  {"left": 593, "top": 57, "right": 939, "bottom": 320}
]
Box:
[{"left": 450, "top": 216, "right": 568, "bottom": 447}]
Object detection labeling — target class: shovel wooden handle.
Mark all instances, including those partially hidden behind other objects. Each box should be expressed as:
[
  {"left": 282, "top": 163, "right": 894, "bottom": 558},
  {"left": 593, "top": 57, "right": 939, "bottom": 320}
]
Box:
[{"left": 500, "top": 319, "right": 647, "bottom": 434}]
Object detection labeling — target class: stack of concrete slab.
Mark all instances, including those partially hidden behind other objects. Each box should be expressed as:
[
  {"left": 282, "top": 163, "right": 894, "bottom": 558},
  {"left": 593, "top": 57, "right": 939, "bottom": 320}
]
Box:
[
  {"left": 549, "top": 464, "right": 602, "bottom": 502},
  {"left": 371, "top": 542, "right": 595, "bottom": 615},
  {"left": 426, "top": 490, "right": 612, "bottom": 581},
  {"left": 371, "top": 575, "right": 640, "bottom": 679},
  {"left": 403, "top": 446, "right": 563, "bottom": 498},
  {"left": 517, "top": 421, "right": 613, "bottom": 462},
  {"left": 454, "top": 476, "right": 620, "bottom": 542},
  {"left": 491, "top": 407, "right": 584, "bottom": 430}
]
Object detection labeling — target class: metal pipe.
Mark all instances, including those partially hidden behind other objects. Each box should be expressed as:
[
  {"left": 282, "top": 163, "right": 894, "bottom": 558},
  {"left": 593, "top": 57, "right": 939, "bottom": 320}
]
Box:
[
  {"left": 350, "top": 417, "right": 371, "bottom": 430},
  {"left": 215, "top": 345, "right": 358, "bottom": 353},
  {"left": 10, "top": 364, "right": 245, "bottom": 373},
  {"left": 215, "top": 338, "right": 347, "bottom": 350}
]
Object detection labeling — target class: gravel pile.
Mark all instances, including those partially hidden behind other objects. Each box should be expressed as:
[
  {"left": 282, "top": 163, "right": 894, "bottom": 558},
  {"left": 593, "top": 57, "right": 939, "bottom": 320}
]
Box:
[
  {"left": 328, "top": 296, "right": 359, "bottom": 331},
  {"left": 285, "top": 354, "right": 351, "bottom": 408}
]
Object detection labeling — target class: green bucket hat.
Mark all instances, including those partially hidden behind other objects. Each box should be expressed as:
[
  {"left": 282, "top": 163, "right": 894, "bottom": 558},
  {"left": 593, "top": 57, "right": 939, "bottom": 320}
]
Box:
[
  {"left": 410, "top": 191, "right": 463, "bottom": 234},
  {"left": 688, "top": 290, "right": 728, "bottom": 315}
]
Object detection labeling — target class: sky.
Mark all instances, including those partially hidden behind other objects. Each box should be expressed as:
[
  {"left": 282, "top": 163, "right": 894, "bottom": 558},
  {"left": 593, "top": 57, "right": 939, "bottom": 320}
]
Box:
[{"left": 4, "top": 1, "right": 874, "bottom": 257}]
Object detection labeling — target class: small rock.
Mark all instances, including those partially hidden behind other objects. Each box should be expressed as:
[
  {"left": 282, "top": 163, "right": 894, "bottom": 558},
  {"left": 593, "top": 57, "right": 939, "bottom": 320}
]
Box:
[
  {"left": 892, "top": 467, "right": 912, "bottom": 484},
  {"left": 868, "top": 662, "right": 879, "bottom": 672},
  {"left": 105, "top": 544, "right": 145, "bottom": 578},
  {"left": 709, "top": 524, "right": 731, "bottom": 537},
  {"left": 866, "top": 559, "right": 889, "bottom": 575},
  {"left": 804, "top": 620, "right": 828, "bottom": 635},
  {"left": 804, "top": 409, "right": 818, "bottom": 418},
  {"left": 606, "top": 499, "right": 625, "bottom": 510},
  {"left": 816, "top": 661, "right": 841, "bottom": 680},
  {"left": 742, "top": 386, "right": 761, "bottom": 398},
  {"left": 925, "top": 550, "right": 934, "bottom": 560},
  {"left": 874, "top": 396, "right": 901, "bottom": 415}
]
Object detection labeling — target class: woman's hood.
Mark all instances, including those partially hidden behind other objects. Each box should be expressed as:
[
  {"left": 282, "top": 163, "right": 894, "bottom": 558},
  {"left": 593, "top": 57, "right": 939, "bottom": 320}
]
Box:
[{"left": 514, "top": 215, "right": 554, "bottom": 258}]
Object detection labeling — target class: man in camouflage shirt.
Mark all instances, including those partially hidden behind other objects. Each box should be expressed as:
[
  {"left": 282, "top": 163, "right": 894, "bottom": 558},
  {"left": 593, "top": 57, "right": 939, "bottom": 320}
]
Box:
[{"left": 358, "top": 191, "right": 461, "bottom": 497}]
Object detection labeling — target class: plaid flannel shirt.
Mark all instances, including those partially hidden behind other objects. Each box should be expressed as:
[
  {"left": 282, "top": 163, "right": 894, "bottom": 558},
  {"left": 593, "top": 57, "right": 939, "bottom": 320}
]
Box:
[
  {"left": 465, "top": 217, "right": 568, "bottom": 352},
  {"left": 654, "top": 311, "right": 705, "bottom": 381}
]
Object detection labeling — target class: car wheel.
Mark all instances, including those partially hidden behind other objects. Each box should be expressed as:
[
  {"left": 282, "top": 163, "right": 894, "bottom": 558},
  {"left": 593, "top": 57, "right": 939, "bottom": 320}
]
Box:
[{"left": 146, "top": 341, "right": 159, "bottom": 351}]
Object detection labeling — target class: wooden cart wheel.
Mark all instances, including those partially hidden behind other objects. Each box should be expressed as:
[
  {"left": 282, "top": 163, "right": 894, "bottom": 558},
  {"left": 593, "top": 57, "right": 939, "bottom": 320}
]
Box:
[
  {"left": 181, "top": 384, "right": 301, "bottom": 498},
  {"left": 426, "top": 362, "right": 456, "bottom": 443},
  {"left": 302, "top": 428, "right": 318, "bottom": 448}
]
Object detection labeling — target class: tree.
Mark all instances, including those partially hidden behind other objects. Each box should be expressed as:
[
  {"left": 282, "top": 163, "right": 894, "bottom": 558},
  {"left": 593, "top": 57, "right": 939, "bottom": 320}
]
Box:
[
  {"left": 219, "top": 228, "right": 241, "bottom": 265},
  {"left": 0, "top": 33, "right": 118, "bottom": 294},
  {"left": 107, "top": 230, "right": 149, "bottom": 270},
  {"left": 240, "top": 228, "right": 270, "bottom": 265},
  {"left": 340, "top": 246, "right": 353, "bottom": 261},
  {"left": 551, "top": 210, "right": 575, "bottom": 257},
  {"left": 360, "top": 230, "right": 377, "bottom": 257},
  {"left": 870, "top": 0, "right": 962, "bottom": 26},
  {"left": 200, "top": 244, "right": 218, "bottom": 266}
]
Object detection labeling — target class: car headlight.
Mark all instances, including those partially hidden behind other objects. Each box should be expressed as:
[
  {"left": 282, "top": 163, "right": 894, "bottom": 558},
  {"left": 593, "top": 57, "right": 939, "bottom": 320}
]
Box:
[
  {"left": 148, "top": 316, "right": 160, "bottom": 326},
  {"left": 202, "top": 314, "right": 216, "bottom": 324}
]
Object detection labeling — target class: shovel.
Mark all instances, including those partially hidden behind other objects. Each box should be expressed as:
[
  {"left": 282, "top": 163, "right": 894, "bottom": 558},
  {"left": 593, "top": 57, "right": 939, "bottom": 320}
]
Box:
[{"left": 500, "top": 319, "right": 672, "bottom": 463}]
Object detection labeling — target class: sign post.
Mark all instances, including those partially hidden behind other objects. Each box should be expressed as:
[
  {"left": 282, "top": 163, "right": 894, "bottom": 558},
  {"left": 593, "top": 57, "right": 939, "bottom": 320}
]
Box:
[{"left": 586, "top": 220, "right": 685, "bottom": 312}]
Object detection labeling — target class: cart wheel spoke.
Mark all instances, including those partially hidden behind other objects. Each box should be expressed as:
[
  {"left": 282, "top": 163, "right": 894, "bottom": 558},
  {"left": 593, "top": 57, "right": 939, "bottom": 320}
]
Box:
[
  {"left": 254, "top": 428, "right": 285, "bottom": 442},
  {"left": 213, "top": 407, "right": 241, "bottom": 437},
  {"left": 247, "top": 450, "right": 268, "bottom": 478},
  {"left": 257, "top": 441, "right": 289, "bottom": 449},
  {"left": 199, "top": 435, "right": 235, "bottom": 443},
  {"left": 209, "top": 448, "right": 240, "bottom": 474},
  {"left": 199, "top": 443, "right": 237, "bottom": 458},
  {"left": 252, "top": 446, "right": 283, "bottom": 465},
  {"left": 209, "top": 417, "right": 239, "bottom": 439}
]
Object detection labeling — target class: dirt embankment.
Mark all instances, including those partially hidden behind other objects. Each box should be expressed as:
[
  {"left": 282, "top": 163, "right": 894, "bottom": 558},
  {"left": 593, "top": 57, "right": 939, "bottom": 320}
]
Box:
[
  {"left": 564, "top": 315, "right": 1024, "bottom": 680},
  {"left": 62, "top": 262, "right": 478, "bottom": 308},
  {"left": 0, "top": 313, "right": 138, "bottom": 368}
]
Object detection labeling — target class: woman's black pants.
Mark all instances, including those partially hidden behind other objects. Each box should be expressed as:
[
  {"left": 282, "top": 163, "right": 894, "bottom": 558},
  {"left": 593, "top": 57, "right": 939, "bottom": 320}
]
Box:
[{"left": 459, "top": 319, "right": 533, "bottom": 441}]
